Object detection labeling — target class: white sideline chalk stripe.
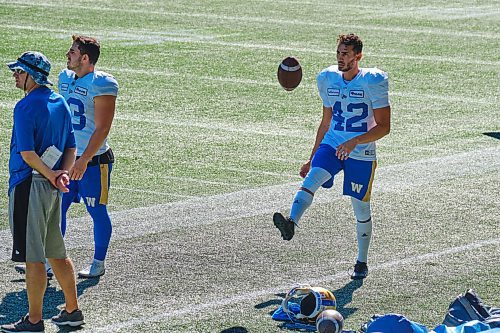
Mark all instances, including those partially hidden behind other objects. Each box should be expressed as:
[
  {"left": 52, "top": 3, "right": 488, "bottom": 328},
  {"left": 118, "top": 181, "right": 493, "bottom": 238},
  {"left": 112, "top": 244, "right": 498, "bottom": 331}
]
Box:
[
  {"left": 0, "top": 146, "right": 498, "bottom": 262},
  {"left": 91, "top": 237, "right": 500, "bottom": 332},
  {"left": 112, "top": 186, "right": 197, "bottom": 199},
  {"left": 0, "top": 101, "right": 16, "bottom": 109},
  {"left": 113, "top": 114, "right": 312, "bottom": 139},
  {"left": 162, "top": 175, "right": 249, "bottom": 188},
  {"left": 218, "top": 167, "right": 299, "bottom": 178},
  {"left": 0, "top": 2, "right": 497, "bottom": 39},
  {"left": 0, "top": 24, "right": 499, "bottom": 66}
]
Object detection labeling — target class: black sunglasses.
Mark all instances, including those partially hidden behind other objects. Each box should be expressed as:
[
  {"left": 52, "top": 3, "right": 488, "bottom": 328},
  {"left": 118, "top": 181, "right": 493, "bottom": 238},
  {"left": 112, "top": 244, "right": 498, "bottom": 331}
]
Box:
[{"left": 14, "top": 69, "right": 26, "bottom": 75}]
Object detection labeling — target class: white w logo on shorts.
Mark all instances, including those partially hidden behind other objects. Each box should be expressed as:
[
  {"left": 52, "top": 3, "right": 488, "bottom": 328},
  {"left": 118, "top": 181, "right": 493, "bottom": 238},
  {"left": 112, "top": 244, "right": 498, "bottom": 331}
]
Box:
[
  {"left": 351, "top": 182, "right": 364, "bottom": 193},
  {"left": 85, "top": 197, "right": 96, "bottom": 207}
]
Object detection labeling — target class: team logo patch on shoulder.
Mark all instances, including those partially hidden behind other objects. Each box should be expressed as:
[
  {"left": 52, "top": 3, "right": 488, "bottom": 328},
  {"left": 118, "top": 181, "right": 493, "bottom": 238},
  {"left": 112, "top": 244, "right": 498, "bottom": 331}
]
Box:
[
  {"left": 349, "top": 90, "right": 364, "bottom": 98},
  {"left": 60, "top": 83, "right": 69, "bottom": 91},
  {"left": 327, "top": 87, "right": 340, "bottom": 96},
  {"left": 75, "top": 86, "right": 88, "bottom": 96}
]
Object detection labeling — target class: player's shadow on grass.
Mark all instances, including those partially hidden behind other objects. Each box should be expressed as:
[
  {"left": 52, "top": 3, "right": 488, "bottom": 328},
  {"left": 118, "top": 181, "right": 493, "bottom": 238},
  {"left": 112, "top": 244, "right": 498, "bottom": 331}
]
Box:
[
  {"left": 0, "top": 278, "right": 100, "bottom": 326},
  {"left": 219, "top": 327, "right": 248, "bottom": 333},
  {"left": 332, "top": 279, "right": 363, "bottom": 319},
  {"left": 483, "top": 132, "right": 500, "bottom": 140},
  {"left": 254, "top": 292, "right": 286, "bottom": 316}
]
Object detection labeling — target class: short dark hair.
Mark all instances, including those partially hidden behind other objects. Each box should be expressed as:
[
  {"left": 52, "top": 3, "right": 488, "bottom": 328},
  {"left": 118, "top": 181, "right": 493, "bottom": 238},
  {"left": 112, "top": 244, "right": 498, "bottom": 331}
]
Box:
[
  {"left": 72, "top": 35, "right": 100, "bottom": 65},
  {"left": 337, "top": 34, "right": 363, "bottom": 54}
]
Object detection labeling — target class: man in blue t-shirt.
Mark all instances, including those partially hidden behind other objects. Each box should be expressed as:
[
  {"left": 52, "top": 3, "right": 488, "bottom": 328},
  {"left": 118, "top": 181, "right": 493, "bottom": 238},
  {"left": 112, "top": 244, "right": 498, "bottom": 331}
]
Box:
[
  {"left": 13, "top": 36, "right": 119, "bottom": 280},
  {"left": 2, "top": 51, "right": 84, "bottom": 333}
]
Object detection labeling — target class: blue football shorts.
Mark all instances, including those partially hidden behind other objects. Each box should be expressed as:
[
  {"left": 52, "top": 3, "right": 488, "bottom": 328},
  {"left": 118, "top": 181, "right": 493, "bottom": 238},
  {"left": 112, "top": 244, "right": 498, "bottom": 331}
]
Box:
[
  {"left": 65, "top": 163, "right": 112, "bottom": 207},
  {"left": 311, "top": 144, "right": 377, "bottom": 201}
]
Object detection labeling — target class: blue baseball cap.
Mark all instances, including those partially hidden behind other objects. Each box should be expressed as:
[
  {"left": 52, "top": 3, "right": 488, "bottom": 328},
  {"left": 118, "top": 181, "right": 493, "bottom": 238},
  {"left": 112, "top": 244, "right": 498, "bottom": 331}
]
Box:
[{"left": 7, "top": 51, "right": 53, "bottom": 86}]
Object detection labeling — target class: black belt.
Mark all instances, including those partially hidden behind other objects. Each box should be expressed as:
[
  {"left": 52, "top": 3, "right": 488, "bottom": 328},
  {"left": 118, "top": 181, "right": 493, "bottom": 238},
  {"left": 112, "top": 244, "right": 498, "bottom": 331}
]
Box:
[{"left": 77, "top": 149, "right": 114, "bottom": 166}]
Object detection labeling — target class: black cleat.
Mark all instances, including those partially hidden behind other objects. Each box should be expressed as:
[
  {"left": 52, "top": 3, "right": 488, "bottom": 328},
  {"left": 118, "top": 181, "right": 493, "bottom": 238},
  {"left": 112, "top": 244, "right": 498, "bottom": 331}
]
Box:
[
  {"left": 1, "top": 315, "right": 44, "bottom": 332},
  {"left": 51, "top": 309, "right": 85, "bottom": 327},
  {"left": 273, "top": 212, "right": 295, "bottom": 241},
  {"left": 351, "top": 260, "right": 369, "bottom": 280}
]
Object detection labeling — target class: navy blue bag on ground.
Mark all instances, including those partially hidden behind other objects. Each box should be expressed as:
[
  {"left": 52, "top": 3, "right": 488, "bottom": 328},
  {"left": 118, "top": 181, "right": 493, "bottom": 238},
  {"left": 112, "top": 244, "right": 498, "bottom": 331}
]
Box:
[{"left": 443, "top": 289, "right": 500, "bottom": 328}]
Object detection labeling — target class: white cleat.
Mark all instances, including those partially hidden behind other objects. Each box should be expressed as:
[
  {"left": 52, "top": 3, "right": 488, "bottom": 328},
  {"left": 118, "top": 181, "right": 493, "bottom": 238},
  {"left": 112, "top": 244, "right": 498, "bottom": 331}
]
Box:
[{"left": 78, "top": 259, "right": 105, "bottom": 278}]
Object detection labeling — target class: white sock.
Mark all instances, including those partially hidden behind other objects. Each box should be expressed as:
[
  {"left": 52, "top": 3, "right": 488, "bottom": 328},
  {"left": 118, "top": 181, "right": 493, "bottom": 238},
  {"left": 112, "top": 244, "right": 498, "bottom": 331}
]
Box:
[
  {"left": 356, "top": 219, "right": 372, "bottom": 263},
  {"left": 290, "top": 190, "right": 313, "bottom": 225},
  {"left": 351, "top": 197, "right": 372, "bottom": 263},
  {"left": 290, "top": 167, "right": 332, "bottom": 224},
  {"left": 93, "top": 258, "right": 105, "bottom": 266}
]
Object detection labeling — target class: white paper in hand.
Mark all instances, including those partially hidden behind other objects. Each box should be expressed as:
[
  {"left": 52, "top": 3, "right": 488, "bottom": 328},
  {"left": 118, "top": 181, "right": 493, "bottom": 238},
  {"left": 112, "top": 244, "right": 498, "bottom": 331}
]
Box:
[{"left": 33, "top": 145, "right": 63, "bottom": 174}]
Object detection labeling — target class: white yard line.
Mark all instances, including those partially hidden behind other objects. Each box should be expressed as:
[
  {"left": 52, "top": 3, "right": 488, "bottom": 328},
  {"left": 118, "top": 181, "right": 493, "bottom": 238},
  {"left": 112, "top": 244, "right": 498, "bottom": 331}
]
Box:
[
  {"left": 0, "top": 23, "right": 499, "bottom": 66},
  {"left": 0, "top": 102, "right": 16, "bottom": 109},
  {"left": 113, "top": 114, "right": 312, "bottom": 138},
  {"left": 0, "top": 2, "right": 497, "bottom": 39},
  {"left": 161, "top": 175, "right": 249, "bottom": 188},
  {"left": 1, "top": 145, "right": 498, "bottom": 262},
  {"left": 111, "top": 186, "right": 197, "bottom": 199},
  {"left": 91, "top": 237, "right": 500, "bottom": 332},
  {"left": 212, "top": 166, "right": 299, "bottom": 178}
]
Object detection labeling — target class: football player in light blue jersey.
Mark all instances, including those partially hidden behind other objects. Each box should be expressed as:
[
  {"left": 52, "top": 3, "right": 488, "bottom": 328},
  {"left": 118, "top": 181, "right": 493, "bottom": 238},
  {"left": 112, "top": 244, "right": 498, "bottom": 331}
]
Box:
[
  {"left": 59, "top": 35, "right": 118, "bottom": 278},
  {"left": 274, "top": 34, "right": 391, "bottom": 280}
]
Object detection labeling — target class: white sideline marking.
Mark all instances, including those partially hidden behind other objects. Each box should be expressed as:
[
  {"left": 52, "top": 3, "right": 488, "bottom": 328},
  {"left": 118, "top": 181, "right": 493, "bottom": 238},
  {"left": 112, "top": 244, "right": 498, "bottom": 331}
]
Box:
[
  {"left": 0, "top": 2, "right": 497, "bottom": 39},
  {"left": 219, "top": 167, "right": 299, "bottom": 178},
  {"left": 92, "top": 237, "right": 500, "bottom": 332},
  {"left": 0, "top": 146, "right": 498, "bottom": 262},
  {"left": 380, "top": 6, "right": 500, "bottom": 19},
  {"left": 114, "top": 114, "right": 312, "bottom": 139},
  {"left": 111, "top": 186, "right": 196, "bottom": 199},
  {"left": 162, "top": 175, "right": 249, "bottom": 188},
  {"left": 0, "top": 101, "right": 16, "bottom": 109},
  {"left": 0, "top": 24, "right": 499, "bottom": 66}
]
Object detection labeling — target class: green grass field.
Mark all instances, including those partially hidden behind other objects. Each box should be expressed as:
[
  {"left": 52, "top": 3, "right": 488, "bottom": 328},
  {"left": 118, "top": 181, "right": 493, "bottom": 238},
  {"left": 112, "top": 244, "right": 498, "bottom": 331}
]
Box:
[{"left": 0, "top": 0, "right": 499, "bottom": 332}]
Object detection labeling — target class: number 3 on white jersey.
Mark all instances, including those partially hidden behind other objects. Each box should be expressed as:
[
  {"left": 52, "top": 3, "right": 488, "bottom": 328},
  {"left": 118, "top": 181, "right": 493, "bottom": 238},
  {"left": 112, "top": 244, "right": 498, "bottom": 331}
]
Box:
[{"left": 67, "top": 97, "right": 86, "bottom": 130}]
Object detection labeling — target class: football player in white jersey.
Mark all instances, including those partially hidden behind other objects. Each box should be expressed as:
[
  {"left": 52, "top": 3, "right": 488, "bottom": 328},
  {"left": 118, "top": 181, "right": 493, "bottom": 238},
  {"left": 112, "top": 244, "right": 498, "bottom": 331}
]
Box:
[
  {"left": 273, "top": 34, "right": 391, "bottom": 280},
  {"left": 59, "top": 35, "right": 118, "bottom": 278}
]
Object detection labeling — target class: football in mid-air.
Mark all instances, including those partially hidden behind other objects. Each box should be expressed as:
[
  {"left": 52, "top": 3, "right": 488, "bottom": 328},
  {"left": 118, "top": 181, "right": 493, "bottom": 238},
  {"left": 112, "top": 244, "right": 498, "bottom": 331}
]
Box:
[
  {"left": 316, "top": 309, "right": 344, "bottom": 333},
  {"left": 277, "top": 56, "right": 302, "bottom": 91}
]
